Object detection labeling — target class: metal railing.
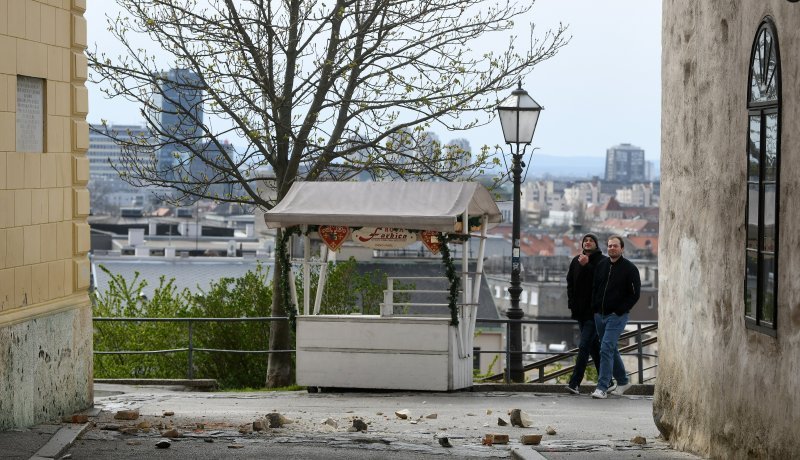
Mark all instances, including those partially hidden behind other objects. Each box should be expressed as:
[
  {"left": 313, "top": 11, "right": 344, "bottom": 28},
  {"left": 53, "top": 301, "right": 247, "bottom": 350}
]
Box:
[
  {"left": 92, "top": 316, "right": 658, "bottom": 384},
  {"left": 93, "top": 316, "right": 291, "bottom": 379}
]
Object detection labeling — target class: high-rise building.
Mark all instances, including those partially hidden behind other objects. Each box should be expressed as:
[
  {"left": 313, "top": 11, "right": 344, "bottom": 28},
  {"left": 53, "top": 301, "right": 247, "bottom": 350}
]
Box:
[
  {"left": 154, "top": 68, "right": 204, "bottom": 172},
  {"left": 604, "top": 143, "right": 646, "bottom": 183}
]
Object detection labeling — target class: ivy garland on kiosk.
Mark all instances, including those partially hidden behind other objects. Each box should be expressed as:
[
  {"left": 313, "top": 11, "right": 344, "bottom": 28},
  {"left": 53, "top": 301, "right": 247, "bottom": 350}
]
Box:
[{"left": 275, "top": 225, "right": 471, "bottom": 330}]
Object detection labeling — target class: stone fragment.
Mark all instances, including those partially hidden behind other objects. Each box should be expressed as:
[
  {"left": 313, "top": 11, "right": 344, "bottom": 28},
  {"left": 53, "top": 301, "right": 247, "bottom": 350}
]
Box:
[
  {"left": 509, "top": 409, "right": 533, "bottom": 428},
  {"left": 410, "top": 420, "right": 418, "bottom": 425},
  {"left": 228, "top": 444, "right": 245, "bottom": 449},
  {"left": 486, "top": 409, "right": 492, "bottom": 415},
  {"left": 137, "top": 421, "right": 151, "bottom": 431},
  {"left": 114, "top": 410, "right": 140, "bottom": 421},
  {"left": 466, "top": 413, "right": 476, "bottom": 416},
  {"left": 376, "top": 412, "right": 383, "bottom": 416},
  {"left": 520, "top": 434, "right": 543, "bottom": 445},
  {"left": 497, "top": 417, "right": 508, "bottom": 426},
  {"left": 484, "top": 433, "right": 509, "bottom": 445},
  {"left": 126, "top": 441, "right": 141, "bottom": 446},
  {"left": 238, "top": 424, "right": 252, "bottom": 434},
  {"left": 204, "top": 438, "right": 214, "bottom": 443},
  {"left": 425, "top": 413, "right": 438, "bottom": 419},
  {"left": 71, "top": 414, "right": 89, "bottom": 424},
  {"left": 155, "top": 440, "right": 171, "bottom": 449},
  {"left": 322, "top": 418, "right": 338, "bottom": 428},
  {"left": 352, "top": 419, "right": 368, "bottom": 432},
  {"left": 395, "top": 409, "right": 410, "bottom": 419},
  {"left": 631, "top": 435, "right": 647, "bottom": 445},
  {"left": 161, "top": 428, "right": 182, "bottom": 438},
  {"left": 120, "top": 427, "right": 139, "bottom": 435},
  {"left": 252, "top": 420, "right": 266, "bottom": 432},
  {"left": 163, "top": 411, "right": 174, "bottom": 417},
  {"left": 100, "top": 424, "right": 121, "bottom": 431},
  {"left": 266, "top": 413, "right": 286, "bottom": 428},
  {"left": 546, "top": 426, "right": 556, "bottom": 435},
  {"left": 438, "top": 437, "right": 452, "bottom": 448}
]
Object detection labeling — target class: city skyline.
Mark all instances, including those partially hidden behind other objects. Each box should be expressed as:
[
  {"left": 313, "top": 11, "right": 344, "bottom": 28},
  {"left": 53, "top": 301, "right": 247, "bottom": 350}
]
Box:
[{"left": 85, "top": 1, "right": 661, "bottom": 165}]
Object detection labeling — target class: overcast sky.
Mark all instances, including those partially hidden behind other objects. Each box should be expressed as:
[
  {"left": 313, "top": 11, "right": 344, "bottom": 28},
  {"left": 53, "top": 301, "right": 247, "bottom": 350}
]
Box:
[{"left": 85, "top": 0, "right": 662, "bottom": 163}]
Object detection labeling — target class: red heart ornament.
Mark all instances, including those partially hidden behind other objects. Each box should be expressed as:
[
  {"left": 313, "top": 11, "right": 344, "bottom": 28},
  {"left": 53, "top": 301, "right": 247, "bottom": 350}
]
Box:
[{"left": 318, "top": 226, "right": 350, "bottom": 252}]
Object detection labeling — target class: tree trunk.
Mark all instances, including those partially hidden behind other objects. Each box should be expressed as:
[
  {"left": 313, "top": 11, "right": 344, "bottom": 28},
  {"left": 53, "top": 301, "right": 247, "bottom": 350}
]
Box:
[{"left": 267, "top": 228, "right": 294, "bottom": 387}]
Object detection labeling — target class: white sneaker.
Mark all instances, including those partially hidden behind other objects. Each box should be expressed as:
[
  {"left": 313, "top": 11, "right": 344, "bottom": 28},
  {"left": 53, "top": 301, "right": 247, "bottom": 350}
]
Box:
[
  {"left": 607, "top": 380, "right": 618, "bottom": 393},
  {"left": 616, "top": 383, "right": 632, "bottom": 395},
  {"left": 591, "top": 389, "right": 607, "bottom": 399}
]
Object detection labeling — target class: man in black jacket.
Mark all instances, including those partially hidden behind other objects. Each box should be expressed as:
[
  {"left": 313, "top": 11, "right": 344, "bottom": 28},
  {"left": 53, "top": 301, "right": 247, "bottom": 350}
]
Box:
[
  {"left": 564, "top": 233, "right": 605, "bottom": 394},
  {"left": 590, "top": 235, "right": 641, "bottom": 399}
]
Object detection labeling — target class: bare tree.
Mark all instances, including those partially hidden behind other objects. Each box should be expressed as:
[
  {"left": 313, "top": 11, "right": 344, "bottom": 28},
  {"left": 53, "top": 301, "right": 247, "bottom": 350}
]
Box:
[{"left": 88, "top": 0, "right": 569, "bottom": 387}]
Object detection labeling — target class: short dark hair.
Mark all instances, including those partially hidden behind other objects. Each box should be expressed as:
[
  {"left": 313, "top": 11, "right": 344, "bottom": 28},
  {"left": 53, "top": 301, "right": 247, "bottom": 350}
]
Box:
[{"left": 608, "top": 235, "right": 624, "bottom": 248}]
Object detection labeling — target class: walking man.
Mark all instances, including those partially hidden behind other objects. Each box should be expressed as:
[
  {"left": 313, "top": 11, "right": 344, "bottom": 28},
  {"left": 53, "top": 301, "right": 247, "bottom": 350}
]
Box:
[
  {"left": 590, "top": 235, "right": 641, "bottom": 399},
  {"left": 564, "top": 233, "right": 604, "bottom": 395}
]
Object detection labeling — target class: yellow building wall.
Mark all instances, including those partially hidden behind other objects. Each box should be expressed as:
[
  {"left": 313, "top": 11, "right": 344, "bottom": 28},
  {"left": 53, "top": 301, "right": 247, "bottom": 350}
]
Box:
[{"left": 0, "top": 0, "right": 93, "bottom": 429}]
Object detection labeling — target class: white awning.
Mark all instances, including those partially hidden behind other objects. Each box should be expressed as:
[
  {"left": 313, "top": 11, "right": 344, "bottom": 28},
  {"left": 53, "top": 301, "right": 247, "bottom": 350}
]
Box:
[{"left": 264, "top": 181, "right": 502, "bottom": 232}]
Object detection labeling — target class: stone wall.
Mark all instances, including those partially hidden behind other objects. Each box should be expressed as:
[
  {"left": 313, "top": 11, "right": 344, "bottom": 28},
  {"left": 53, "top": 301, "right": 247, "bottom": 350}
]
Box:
[
  {"left": 657, "top": 1, "right": 800, "bottom": 458},
  {"left": 0, "top": 0, "right": 93, "bottom": 428}
]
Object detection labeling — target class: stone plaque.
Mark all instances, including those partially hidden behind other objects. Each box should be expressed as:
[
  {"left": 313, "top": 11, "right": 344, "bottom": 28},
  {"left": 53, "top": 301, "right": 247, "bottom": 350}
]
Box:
[{"left": 16, "top": 76, "right": 44, "bottom": 153}]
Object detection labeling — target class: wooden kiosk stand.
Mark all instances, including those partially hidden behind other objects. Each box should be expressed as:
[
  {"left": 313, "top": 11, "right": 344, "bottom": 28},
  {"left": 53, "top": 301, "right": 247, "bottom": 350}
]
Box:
[{"left": 264, "top": 181, "right": 502, "bottom": 391}]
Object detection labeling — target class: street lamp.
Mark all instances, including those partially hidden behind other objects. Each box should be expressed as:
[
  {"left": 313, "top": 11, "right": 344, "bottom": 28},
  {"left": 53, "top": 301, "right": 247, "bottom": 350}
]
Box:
[{"left": 497, "top": 82, "right": 543, "bottom": 383}]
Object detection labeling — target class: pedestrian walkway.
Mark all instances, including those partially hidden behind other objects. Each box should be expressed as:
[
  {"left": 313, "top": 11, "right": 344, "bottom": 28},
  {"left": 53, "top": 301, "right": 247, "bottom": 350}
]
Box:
[{"left": 3, "top": 384, "right": 703, "bottom": 459}]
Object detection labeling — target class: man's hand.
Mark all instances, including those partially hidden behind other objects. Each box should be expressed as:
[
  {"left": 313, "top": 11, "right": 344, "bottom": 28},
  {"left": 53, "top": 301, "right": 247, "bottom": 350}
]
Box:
[{"left": 578, "top": 254, "right": 589, "bottom": 266}]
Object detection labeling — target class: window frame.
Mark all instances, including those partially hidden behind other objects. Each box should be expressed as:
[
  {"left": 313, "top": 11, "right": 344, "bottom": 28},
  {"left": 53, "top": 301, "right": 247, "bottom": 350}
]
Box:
[{"left": 744, "top": 18, "right": 781, "bottom": 336}]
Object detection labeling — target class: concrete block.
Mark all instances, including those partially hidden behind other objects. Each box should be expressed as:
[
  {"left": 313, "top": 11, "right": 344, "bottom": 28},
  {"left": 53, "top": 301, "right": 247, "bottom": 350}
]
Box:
[
  {"left": 74, "top": 257, "right": 88, "bottom": 289},
  {"left": 41, "top": 154, "right": 57, "bottom": 188},
  {"left": 62, "top": 187, "right": 71, "bottom": 216},
  {"left": 72, "top": 0, "right": 86, "bottom": 13},
  {"left": 47, "top": 45, "right": 62, "bottom": 82},
  {"left": 14, "top": 264, "right": 31, "bottom": 307},
  {"left": 71, "top": 84, "right": 87, "bottom": 115},
  {"left": 24, "top": 153, "right": 41, "bottom": 188},
  {"left": 48, "top": 260, "right": 65, "bottom": 299},
  {"left": 7, "top": 0, "right": 25, "bottom": 39},
  {"left": 0, "top": 191, "right": 13, "bottom": 228},
  {"left": 0, "top": 0, "right": 6, "bottom": 36},
  {"left": 73, "top": 221, "right": 89, "bottom": 253},
  {"left": 72, "top": 119, "right": 87, "bottom": 151},
  {"left": 71, "top": 51, "right": 86, "bottom": 81},
  {"left": 54, "top": 8, "right": 69, "bottom": 48},
  {"left": 31, "top": 262, "right": 48, "bottom": 303},
  {"left": 0, "top": 36, "right": 17, "bottom": 74},
  {"left": 6, "top": 227, "right": 25, "bottom": 268},
  {"left": 40, "top": 4, "right": 56, "bottom": 46},
  {"left": 56, "top": 81, "right": 70, "bottom": 117},
  {"left": 17, "top": 39, "right": 47, "bottom": 78},
  {"left": 0, "top": 228, "right": 5, "bottom": 269},
  {"left": 31, "top": 189, "right": 48, "bottom": 225},
  {"left": 23, "top": 224, "right": 41, "bottom": 265},
  {"left": 48, "top": 188, "right": 63, "bottom": 222},
  {"left": 0, "top": 152, "right": 5, "bottom": 189},
  {"left": 62, "top": 116, "right": 71, "bottom": 152},
  {"left": 72, "top": 155, "right": 88, "bottom": 183},
  {"left": 25, "top": 0, "right": 41, "bottom": 42},
  {"left": 57, "top": 152, "right": 70, "bottom": 186},
  {"left": 0, "top": 112, "right": 15, "bottom": 153},
  {"left": 0, "top": 268, "right": 13, "bottom": 310},
  {"left": 0, "top": 75, "right": 6, "bottom": 111},
  {"left": 47, "top": 115, "right": 64, "bottom": 154},
  {"left": 46, "top": 80, "right": 56, "bottom": 115},
  {"left": 57, "top": 220, "right": 70, "bottom": 259},
  {"left": 71, "top": 13, "right": 86, "bottom": 49},
  {"left": 41, "top": 222, "right": 57, "bottom": 262},
  {"left": 6, "top": 152, "right": 24, "bottom": 190},
  {"left": 64, "top": 255, "right": 73, "bottom": 294},
  {"left": 73, "top": 188, "right": 88, "bottom": 216},
  {"left": 14, "top": 189, "right": 31, "bottom": 226}
]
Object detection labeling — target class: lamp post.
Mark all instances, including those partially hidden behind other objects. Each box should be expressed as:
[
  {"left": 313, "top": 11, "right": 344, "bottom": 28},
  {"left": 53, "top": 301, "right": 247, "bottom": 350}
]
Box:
[{"left": 497, "top": 82, "right": 543, "bottom": 383}]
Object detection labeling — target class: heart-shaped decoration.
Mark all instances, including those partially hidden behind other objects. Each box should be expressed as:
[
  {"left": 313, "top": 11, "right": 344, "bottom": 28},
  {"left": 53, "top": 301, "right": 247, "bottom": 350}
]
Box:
[
  {"left": 318, "top": 225, "right": 351, "bottom": 252},
  {"left": 419, "top": 230, "right": 442, "bottom": 254}
]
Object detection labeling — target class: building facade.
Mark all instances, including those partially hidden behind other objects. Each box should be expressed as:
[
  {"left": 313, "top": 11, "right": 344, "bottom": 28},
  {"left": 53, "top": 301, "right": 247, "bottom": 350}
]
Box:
[
  {"left": 604, "top": 143, "right": 646, "bottom": 183},
  {"left": 0, "top": 0, "right": 93, "bottom": 428},
  {"left": 657, "top": 2, "right": 800, "bottom": 458}
]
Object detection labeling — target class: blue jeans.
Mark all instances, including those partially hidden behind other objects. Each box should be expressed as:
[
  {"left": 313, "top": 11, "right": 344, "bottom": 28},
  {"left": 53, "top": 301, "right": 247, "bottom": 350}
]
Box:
[
  {"left": 568, "top": 318, "right": 600, "bottom": 389},
  {"left": 594, "top": 312, "right": 630, "bottom": 391}
]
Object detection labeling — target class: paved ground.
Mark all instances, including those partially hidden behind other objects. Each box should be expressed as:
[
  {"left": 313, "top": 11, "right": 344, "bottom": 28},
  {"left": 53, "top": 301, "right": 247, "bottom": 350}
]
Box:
[{"left": 3, "top": 384, "right": 704, "bottom": 459}]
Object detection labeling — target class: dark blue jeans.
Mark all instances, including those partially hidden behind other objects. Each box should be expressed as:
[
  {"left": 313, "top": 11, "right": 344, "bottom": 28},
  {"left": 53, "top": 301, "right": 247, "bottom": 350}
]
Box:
[
  {"left": 595, "top": 312, "right": 630, "bottom": 391},
  {"left": 568, "top": 318, "right": 601, "bottom": 389}
]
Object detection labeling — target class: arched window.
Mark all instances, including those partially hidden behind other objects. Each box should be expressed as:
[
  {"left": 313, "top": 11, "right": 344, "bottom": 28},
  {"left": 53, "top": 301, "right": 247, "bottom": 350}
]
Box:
[{"left": 745, "top": 18, "right": 780, "bottom": 335}]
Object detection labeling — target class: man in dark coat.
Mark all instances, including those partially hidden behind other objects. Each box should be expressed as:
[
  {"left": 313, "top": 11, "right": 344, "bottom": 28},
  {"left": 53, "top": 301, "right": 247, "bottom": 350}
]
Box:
[
  {"left": 565, "top": 233, "right": 605, "bottom": 394},
  {"left": 590, "top": 235, "right": 641, "bottom": 399}
]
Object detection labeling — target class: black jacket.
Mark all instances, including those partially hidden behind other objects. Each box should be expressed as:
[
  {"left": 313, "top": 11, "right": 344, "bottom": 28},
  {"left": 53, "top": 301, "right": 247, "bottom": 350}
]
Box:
[
  {"left": 592, "top": 256, "right": 641, "bottom": 316},
  {"left": 566, "top": 249, "right": 605, "bottom": 321}
]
